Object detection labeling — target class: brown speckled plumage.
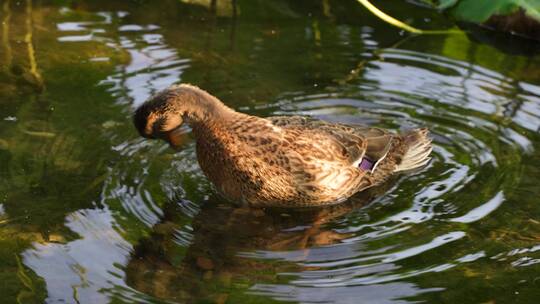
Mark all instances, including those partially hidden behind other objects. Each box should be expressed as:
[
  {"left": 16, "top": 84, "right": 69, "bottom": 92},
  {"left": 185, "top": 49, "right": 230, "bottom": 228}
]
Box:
[{"left": 134, "top": 84, "right": 432, "bottom": 207}]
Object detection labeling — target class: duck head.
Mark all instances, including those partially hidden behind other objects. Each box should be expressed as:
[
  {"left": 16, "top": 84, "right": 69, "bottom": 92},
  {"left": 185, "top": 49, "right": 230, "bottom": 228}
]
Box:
[{"left": 133, "top": 84, "right": 231, "bottom": 144}]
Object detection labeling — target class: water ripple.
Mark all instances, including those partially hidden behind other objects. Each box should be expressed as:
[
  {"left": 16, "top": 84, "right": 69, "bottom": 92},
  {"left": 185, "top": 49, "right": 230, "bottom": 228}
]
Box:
[
  {"left": 18, "top": 6, "right": 540, "bottom": 303},
  {"left": 239, "top": 48, "right": 535, "bottom": 300}
]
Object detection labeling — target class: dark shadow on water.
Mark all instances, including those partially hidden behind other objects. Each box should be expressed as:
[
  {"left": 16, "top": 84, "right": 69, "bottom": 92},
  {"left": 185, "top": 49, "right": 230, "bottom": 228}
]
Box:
[
  {"left": 459, "top": 22, "right": 540, "bottom": 56},
  {"left": 125, "top": 182, "right": 395, "bottom": 303}
]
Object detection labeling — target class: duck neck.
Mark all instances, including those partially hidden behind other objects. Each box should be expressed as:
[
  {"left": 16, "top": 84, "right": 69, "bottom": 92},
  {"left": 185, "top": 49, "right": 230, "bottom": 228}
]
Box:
[{"left": 177, "top": 88, "right": 238, "bottom": 133}]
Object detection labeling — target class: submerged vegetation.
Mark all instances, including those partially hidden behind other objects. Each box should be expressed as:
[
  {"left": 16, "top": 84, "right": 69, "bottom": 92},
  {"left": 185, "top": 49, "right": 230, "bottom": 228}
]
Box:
[{"left": 0, "top": 0, "right": 539, "bottom": 303}]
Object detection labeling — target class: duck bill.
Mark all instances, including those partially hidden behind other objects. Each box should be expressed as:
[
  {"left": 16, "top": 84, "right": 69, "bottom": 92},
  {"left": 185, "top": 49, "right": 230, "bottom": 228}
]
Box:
[{"left": 167, "top": 127, "right": 188, "bottom": 149}]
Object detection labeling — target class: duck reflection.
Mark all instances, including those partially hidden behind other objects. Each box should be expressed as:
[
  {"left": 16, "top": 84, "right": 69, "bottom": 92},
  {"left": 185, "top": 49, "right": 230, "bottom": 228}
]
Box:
[{"left": 124, "top": 186, "right": 391, "bottom": 303}]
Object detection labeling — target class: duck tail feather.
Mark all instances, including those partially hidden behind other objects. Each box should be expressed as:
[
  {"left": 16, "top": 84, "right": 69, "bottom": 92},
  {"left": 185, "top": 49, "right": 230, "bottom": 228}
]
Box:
[{"left": 395, "top": 128, "right": 432, "bottom": 172}]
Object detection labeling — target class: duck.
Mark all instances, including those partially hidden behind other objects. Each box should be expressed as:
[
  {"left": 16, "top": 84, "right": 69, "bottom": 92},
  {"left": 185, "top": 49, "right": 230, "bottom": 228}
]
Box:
[{"left": 133, "top": 84, "right": 432, "bottom": 207}]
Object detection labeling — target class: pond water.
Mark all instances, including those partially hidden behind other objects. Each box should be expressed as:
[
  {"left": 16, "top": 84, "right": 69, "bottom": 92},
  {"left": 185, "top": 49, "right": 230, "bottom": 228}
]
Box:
[{"left": 1, "top": 0, "right": 540, "bottom": 303}]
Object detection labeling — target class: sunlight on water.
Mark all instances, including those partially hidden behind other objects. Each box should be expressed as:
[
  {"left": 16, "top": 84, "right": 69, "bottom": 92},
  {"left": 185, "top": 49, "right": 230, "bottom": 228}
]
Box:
[
  {"left": 0, "top": 1, "right": 539, "bottom": 303},
  {"left": 24, "top": 209, "right": 134, "bottom": 303}
]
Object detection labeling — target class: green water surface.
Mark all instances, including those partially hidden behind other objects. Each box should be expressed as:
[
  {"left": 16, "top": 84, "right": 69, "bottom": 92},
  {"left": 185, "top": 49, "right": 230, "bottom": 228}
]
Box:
[{"left": 0, "top": 0, "right": 539, "bottom": 303}]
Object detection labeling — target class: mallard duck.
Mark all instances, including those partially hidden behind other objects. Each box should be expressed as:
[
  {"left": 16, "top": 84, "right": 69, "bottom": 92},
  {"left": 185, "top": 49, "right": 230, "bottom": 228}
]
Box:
[{"left": 134, "top": 84, "right": 432, "bottom": 207}]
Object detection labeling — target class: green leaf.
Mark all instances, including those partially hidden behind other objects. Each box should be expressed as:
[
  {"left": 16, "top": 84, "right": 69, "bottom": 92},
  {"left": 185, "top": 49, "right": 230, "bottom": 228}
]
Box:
[
  {"left": 454, "top": 0, "right": 518, "bottom": 22},
  {"left": 431, "top": 0, "right": 540, "bottom": 23}
]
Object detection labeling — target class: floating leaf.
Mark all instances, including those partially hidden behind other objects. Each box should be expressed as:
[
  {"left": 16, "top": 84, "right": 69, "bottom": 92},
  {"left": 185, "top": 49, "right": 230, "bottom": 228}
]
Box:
[
  {"left": 423, "top": 0, "right": 540, "bottom": 39},
  {"left": 430, "top": 0, "right": 540, "bottom": 23}
]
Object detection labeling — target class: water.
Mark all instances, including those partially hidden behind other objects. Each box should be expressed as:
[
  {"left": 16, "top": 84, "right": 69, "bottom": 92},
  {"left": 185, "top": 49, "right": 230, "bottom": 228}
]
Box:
[{"left": 1, "top": 0, "right": 539, "bottom": 303}]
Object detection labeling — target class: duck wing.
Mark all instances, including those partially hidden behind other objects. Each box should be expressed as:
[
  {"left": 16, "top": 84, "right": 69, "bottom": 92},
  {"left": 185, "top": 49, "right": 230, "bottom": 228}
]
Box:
[
  {"left": 345, "top": 125, "right": 395, "bottom": 172},
  {"left": 269, "top": 116, "right": 366, "bottom": 166},
  {"left": 268, "top": 116, "right": 395, "bottom": 171}
]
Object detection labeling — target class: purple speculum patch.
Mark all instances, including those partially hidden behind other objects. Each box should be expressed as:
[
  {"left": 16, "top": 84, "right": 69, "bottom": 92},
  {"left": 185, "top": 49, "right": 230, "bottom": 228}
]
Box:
[{"left": 359, "top": 157, "right": 375, "bottom": 171}]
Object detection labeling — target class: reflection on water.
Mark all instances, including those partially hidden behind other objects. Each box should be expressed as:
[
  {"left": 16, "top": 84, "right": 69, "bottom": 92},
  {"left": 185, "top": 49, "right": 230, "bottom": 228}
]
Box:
[
  {"left": 0, "top": 0, "right": 540, "bottom": 303},
  {"left": 24, "top": 209, "right": 134, "bottom": 303},
  {"left": 124, "top": 187, "right": 406, "bottom": 303}
]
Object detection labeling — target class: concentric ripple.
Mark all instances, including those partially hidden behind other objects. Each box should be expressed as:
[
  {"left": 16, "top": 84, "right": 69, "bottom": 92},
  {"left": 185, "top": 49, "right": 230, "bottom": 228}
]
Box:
[
  {"left": 243, "top": 48, "right": 539, "bottom": 301},
  {"left": 15, "top": 5, "right": 540, "bottom": 304}
]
